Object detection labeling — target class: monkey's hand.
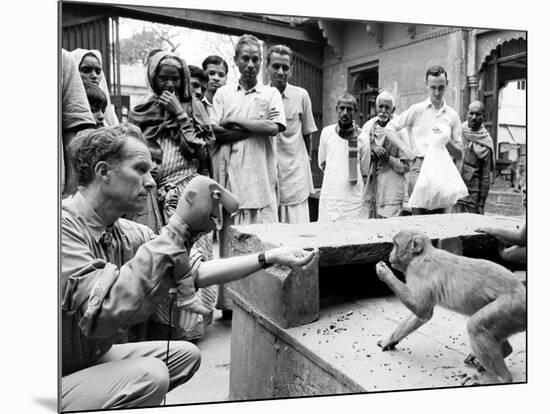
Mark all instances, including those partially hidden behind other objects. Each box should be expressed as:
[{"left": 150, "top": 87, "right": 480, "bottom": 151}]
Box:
[
  {"left": 376, "top": 261, "right": 394, "bottom": 284},
  {"left": 377, "top": 338, "right": 398, "bottom": 351}
]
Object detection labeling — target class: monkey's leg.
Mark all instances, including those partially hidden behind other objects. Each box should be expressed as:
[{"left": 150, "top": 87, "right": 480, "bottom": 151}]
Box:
[
  {"left": 501, "top": 340, "right": 513, "bottom": 359},
  {"left": 378, "top": 313, "right": 427, "bottom": 351},
  {"left": 466, "top": 293, "right": 525, "bottom": 384},
  {"left": 464, "top": 318, "right": 519, "bottom": 371}
]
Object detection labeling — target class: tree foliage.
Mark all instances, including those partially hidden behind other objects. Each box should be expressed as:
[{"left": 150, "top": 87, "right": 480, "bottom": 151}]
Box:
[{"left": 120, "top": 24, "right": 181, "bottom": 65}]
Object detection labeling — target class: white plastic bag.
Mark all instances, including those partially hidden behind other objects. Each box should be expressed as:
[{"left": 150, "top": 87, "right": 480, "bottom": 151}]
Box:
[{"left": 409, "top": 124, "right": 468, "bottom": 210}]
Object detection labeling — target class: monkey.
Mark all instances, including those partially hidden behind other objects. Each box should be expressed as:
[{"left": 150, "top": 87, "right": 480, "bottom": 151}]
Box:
[{"left": 375, "top": 229, "right": 526, "bottom": 384}]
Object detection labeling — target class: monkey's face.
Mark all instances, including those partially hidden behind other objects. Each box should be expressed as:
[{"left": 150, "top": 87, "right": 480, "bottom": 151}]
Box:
[{"left": 389, "top": 231, "right": 427, "bottom": 272}]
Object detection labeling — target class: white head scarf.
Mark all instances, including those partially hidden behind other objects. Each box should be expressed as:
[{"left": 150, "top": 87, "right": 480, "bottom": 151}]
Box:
[{"left": 70, "top": 48, "right": 119, "bottom": 126}]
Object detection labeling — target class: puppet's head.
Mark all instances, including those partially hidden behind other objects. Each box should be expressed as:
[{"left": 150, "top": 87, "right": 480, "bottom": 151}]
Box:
[{"left": 177, "top": 175, "right": 239, "bottom": 233}]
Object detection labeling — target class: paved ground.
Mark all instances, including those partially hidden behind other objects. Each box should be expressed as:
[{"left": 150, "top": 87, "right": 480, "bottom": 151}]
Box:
[{"left": 166, "top": 309, "right": 232, "bottom": 405}]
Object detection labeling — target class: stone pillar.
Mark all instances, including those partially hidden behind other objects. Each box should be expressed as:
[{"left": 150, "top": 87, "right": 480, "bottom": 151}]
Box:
[
  {"left": 466, "top": 29, "right": 479, "bottom": 105},
  {"left": 468, "top": 75, "right": 479, "bottom": 104}
]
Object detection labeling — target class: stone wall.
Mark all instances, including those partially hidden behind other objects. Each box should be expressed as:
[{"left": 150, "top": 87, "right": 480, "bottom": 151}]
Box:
[{"left": 321, "top": 24, "right": 466, "bottom": 126}]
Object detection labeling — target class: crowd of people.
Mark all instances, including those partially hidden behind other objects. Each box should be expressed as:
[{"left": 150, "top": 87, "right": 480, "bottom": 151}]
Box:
[{"left": 60, "top": 32, "right": 523, "bottom": 411}]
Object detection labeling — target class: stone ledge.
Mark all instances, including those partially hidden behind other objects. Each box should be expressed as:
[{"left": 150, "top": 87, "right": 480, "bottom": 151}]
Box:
[{"left": 229, "top": 213, "right": 522, "bottom": 267}]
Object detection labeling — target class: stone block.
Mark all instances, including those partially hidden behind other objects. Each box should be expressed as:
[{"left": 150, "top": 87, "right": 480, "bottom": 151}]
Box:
[{"left": 227, "top": 226, "right": 320, "bottom": 329}]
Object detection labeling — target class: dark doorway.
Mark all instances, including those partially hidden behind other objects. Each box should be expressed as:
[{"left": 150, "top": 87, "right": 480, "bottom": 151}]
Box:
[{"left": 350, "top": 62, "right": 379, "bottom": 128}]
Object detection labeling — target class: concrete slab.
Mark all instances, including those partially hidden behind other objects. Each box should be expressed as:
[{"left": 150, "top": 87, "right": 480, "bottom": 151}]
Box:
[
  {"left": 229, "top": 289, "right": 526, "bottom": 399},
  {"left": 228, "top": 213, "right": 523, "bottom": 267},
  {"left": 290, "top": 295, "right": 525, "bottom": 392}
]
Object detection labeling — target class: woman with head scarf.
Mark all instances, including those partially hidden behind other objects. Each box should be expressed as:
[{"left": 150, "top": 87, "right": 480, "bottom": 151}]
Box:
[
  {"left": 129, "top": 51, "right": 214, "bottom": 217},
  {"left": 70, "top": 48, "right": 119, "bottom": 127},
  {"left": 128, "top": 51, "right": 216, "bottom": 342}
]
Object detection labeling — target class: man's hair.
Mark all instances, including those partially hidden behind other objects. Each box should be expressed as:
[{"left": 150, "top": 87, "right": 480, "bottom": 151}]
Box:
[
  {"left": 336, "top": 93, "right": 358, "bottom": 110},
  {"left": 425, "top": 65, "right": 447, "bottom": 81},
  {"left": 188, "top": 65, "right": 209, "bottom": 84},
  {"left": 70, "top": 124, "right": 146, "bottom": 187},
  {"left": 469, "top": 100, "right": 485, "bottom": 113},
  {"left": 234, "top": 34, "right": 262, "bottom": 57},
  {"left": 375, "top": 91, "right": 395, "bottom": 108},
  {"left": 266, "top": 44, "right": 293, "bottom": 65},
  {"left": 201, "top": 55, "right": 228, "bottom": 74},
  {"left": 85, "top": 84, "right": 108, "bottom": 112}
]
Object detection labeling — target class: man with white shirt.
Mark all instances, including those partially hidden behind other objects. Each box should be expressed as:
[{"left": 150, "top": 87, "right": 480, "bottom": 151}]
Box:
[
  {"left": 209, "top": 34, "right": 286, "bottom": 316},
  {"left": 267, "top": 44, "right": 317, "bottom": 223},
  {"left": 385, "top": 65, "right": 463, "bottom": 215}
]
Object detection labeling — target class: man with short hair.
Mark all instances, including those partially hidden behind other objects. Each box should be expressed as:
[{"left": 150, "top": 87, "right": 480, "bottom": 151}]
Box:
[
  {"left": 210, "top": 34, "right": 286, "bottom": 315},
  {"left": 318, "top": 93, "right": 370, "bottom": 222},
  {"left": 189, "top": 65, "right": 209, "bottom": 102},
  {"left": 385, "top": 65, "right": 463, "bottom": 215},
  {"left": 61, "top": 125, "right": 315, "bottom": 411},
  {"left": 201, "top": 55, "right": 229, "bottom": 115},
  {"left": 266, "top": 44, "right": 317, "bottom": 223},
  {"left": 454, "top": 100, "right": 495, "bottom": 214}
]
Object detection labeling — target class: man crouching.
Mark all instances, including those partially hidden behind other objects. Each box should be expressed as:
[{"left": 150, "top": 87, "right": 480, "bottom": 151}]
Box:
[{"left": 61, "top": 125, "right": 316, "bottom": 411}]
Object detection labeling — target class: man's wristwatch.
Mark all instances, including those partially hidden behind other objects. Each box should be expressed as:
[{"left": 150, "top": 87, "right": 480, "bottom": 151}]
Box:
[{"left": 258, "top": 252, "right": 271, "bottom": 269}]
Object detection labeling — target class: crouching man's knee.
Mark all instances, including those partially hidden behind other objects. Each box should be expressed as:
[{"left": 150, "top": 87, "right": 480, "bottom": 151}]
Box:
[
  {"left": 166, "top": 341, "right": 202, "bottom": 390},
  {"left": 139, "top": 358, "right": 171, "bottom": 406}
]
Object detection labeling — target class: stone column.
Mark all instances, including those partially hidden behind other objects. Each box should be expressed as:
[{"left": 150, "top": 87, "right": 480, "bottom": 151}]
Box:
[{"left": 468, "top": 75, "right": 479, "bottom": 103}]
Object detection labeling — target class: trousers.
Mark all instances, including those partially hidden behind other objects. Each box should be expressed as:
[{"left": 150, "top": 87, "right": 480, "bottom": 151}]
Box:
[{"left": 61, "top": 340, "right": 201, "bottom": 411}]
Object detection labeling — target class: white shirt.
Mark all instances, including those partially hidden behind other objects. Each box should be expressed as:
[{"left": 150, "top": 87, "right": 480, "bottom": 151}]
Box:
[
  {"left": 387, "top": 98, "right": 462, "bottom": 157},
  {"left": 276, "top": 83, "right": 317, "bottom": 206},
  {"left": 317, "top": 125, "right": 370, "bottom": 222},
  {"left": 210, "top": 82, "right": 286, "bottom": 209}
]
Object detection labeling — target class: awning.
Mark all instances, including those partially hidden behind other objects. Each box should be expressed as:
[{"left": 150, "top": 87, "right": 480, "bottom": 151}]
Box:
[{"left": 498, "top": 124, "right": 526, "bottom": 145}]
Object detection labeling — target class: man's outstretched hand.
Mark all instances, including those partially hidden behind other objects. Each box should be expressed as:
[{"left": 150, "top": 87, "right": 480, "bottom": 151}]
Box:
[{"left": 265, "top": 247, "right": 318, "bottom": 270}]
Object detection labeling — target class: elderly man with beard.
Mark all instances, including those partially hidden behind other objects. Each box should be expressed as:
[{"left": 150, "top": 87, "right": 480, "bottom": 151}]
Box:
[
  {"left": 454, "top": 100, "right": 495, "bottom": 214},
  {"left": 60, "top": 125, "right": 315, "bottom": 411},
  {"left": 362, "top": 91, "right": 411, "bottom": 218},
  {"left": 267, "top": 44, "right": 317, "bottom": 223}
]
